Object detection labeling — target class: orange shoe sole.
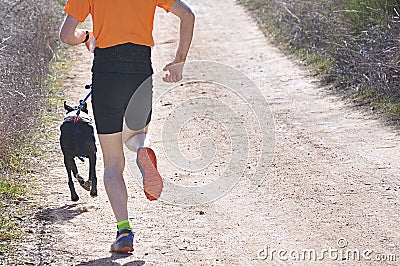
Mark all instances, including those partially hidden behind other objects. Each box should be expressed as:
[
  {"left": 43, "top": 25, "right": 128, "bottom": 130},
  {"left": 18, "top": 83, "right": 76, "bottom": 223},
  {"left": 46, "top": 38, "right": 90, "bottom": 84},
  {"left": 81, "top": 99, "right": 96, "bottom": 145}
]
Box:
[
  {"left": 112, "top": 246, "right": 134, "bottom": 253},
  {"left": 137, "top": 147, "right": 163, "bottom": 201}
]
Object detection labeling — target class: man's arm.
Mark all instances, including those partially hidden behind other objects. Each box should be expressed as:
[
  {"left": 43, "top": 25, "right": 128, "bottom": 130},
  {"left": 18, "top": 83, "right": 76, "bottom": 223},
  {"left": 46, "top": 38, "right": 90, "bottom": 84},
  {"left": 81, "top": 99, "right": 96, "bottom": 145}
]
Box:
[
  {"left": 60, "top": 15, "right": 92, "bottom": 49},
  {"left": 163, "top": 0, "right": 195, "bottom": 83}
]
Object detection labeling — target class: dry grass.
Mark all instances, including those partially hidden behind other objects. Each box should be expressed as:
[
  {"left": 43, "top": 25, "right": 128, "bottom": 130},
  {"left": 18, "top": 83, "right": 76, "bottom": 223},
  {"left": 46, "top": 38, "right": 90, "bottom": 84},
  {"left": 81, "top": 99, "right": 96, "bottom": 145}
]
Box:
[
  {"left": 0, "top": 0, "right": 64, "bottom": 257},
  {"left": 0, "top": 0, "right": 60, "bottom": 158},
  {"left": 238, "top": 0, "right": 400, "bottom": 123}
]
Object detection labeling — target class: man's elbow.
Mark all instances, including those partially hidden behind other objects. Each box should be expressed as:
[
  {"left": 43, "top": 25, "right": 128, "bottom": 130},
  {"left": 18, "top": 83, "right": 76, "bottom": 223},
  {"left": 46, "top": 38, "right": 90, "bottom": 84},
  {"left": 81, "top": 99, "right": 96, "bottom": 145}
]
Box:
[
  {"left": 59, "top": 30, "right": 69, "bottom": 44},
  {"left": 181, "top": 8, "right": 195, "bottom": 25},
  {"left": 59, "top": 28, "right": 73, "bottom": 44},
  {"left": 185, "top": 9, "right": 195, "bottom": 23}
]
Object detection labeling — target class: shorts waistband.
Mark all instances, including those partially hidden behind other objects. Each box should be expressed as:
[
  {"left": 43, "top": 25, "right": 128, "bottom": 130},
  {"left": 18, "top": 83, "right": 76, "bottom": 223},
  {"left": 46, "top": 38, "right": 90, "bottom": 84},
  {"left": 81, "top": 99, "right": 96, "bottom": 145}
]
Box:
[
  {"left": 94, "top": 43, "right": 151, "bottom": 60},
  {"left": 92, "top": 43, "right": 153, "bottom": 74}
]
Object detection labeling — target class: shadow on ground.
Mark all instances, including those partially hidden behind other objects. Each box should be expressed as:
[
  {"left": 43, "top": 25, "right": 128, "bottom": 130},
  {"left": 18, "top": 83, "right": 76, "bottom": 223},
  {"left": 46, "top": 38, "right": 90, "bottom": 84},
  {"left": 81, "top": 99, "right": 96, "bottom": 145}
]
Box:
[
  {"left": 35, "top": 203, "right": 86, "bottom": 222},
  {"left": 77, "top": 253, "right": 145, "bottom": 266}
]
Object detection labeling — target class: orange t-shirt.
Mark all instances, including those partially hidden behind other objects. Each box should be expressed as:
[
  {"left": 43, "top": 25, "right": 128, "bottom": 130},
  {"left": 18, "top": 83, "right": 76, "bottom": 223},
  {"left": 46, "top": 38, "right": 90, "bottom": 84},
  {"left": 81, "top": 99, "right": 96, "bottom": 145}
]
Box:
[{"left": 64, "top": 0, "right": 175, "bottom": 48}]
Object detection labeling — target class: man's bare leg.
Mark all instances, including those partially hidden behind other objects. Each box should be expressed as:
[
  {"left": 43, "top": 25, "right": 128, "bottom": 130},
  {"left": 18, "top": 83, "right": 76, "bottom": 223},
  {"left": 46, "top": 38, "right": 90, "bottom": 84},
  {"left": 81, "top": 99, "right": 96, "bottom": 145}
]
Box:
[
  {"left": 123, "top": 125, "right": 150, "bottom": 152},
  {"left": 123, "top": 125, "right": 163, "bottom": 200},
  {"left": 98, "top": 133, "right": 128, "bottom": 222},
  {"left": 99, "top": 132, "right": 134, "bottom": 253}
]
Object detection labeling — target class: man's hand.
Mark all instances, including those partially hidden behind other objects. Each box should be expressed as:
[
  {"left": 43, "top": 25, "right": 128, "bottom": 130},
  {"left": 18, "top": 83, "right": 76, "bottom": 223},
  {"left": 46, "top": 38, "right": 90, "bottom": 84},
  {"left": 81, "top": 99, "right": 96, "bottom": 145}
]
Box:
[
  {"left": 163, "top": 61, "right": 184, "bottom": 82},
  {"left": 84, "top": 31, "right": 94, "bottom": 52},
  {"left": 163, "top": 1, "right": 195, "bottom": 83}
]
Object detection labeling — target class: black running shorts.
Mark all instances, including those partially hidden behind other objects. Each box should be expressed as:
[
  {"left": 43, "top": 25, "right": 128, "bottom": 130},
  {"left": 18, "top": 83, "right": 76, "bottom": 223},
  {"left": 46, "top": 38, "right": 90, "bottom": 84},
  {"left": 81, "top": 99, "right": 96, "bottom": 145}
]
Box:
[{"left": 91, "top": 43, "right": 153, "bottom": 134}]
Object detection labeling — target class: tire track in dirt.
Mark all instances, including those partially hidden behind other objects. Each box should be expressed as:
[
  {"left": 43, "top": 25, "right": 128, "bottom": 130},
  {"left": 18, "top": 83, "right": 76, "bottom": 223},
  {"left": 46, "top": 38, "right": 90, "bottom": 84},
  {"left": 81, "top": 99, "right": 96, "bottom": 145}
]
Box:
[{"left": 37, "top": 0, "right": 400, "bottom": 265}]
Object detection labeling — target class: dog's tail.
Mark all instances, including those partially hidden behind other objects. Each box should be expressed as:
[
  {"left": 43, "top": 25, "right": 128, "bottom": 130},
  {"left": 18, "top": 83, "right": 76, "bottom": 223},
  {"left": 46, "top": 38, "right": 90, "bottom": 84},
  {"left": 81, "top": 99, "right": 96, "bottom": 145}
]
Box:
[{"left": 78, "top": 156, "right": 85, "bottom": 162}]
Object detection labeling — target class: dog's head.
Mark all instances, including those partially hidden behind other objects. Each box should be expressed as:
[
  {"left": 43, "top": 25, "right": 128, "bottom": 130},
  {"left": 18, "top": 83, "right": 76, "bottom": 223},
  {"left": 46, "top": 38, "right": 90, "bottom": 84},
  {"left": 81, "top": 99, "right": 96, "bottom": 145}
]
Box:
[{"left": 64, "top": 100, "right": 89, "bottom": 114}]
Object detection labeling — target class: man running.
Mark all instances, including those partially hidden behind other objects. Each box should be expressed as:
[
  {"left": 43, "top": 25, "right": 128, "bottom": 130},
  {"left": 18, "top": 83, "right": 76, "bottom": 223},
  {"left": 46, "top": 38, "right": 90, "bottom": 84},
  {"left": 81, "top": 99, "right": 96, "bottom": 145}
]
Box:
[{"left": 60, "top": 0, "right": 195, "bottom": 252}]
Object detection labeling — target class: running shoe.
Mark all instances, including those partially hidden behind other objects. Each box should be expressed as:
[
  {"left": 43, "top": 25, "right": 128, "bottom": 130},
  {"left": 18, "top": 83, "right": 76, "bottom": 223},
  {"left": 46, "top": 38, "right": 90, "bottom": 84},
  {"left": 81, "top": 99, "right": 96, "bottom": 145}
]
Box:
[
  {"left": 136, "top": 147, "right": 163, "bottom": 201},
  {"left": 110, "top": 229, "right": 134, "bottom": 253}
]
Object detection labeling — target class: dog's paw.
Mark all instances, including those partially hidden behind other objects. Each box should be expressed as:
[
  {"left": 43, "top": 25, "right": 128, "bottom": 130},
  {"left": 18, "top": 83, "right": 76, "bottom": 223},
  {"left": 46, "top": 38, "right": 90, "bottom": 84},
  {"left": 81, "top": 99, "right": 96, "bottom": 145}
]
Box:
[
  {"left": 80, "top": 180, "right": 91, "bottom": 191},
  {"left": 71, "top": 194, "right": 79, "bottom": 202},
  {"left": 75, "top": 174, "right": 85, "bottom": 183}
]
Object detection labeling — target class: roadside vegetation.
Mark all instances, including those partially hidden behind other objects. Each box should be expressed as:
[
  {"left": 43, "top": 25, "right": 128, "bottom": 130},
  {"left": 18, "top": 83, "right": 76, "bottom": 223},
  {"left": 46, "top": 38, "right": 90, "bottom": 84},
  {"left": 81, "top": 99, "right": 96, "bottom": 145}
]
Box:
[
  {"left": 238, "top": 0, "right": 400, "bottom": 123},
  {"left": 0, "top": 0, "right": 65, "bottom": 260}
]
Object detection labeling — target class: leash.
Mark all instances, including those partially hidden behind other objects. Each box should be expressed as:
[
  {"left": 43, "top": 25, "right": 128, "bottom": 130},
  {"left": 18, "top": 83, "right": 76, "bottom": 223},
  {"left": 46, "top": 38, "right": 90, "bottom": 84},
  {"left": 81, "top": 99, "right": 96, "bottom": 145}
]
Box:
[
  {"left": 74, "top": 84, "right": 93, "bottom": 123},
  {"left": 73, "top": 84, "right": 93, "bottom": 159}
]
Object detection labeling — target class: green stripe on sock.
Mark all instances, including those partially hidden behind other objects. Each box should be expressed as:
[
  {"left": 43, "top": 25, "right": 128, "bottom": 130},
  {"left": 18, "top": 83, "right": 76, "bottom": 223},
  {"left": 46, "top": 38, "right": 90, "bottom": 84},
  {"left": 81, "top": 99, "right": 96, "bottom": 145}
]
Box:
[{"left": 117, "top": 220, "right": 132, "bottom": 232}]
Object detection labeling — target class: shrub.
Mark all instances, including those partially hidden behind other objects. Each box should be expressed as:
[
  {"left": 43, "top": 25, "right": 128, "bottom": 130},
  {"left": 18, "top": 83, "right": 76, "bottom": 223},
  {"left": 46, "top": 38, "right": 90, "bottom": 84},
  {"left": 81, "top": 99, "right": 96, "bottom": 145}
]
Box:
[
  {"left": 0, "top": 0, "right": 63, "bottom": 256},
  {"left": 0, "top": 0, "right": 61, "bottom": 173},
  {"left": 239, "top": 0, "right": 400, "bottom": 121}
]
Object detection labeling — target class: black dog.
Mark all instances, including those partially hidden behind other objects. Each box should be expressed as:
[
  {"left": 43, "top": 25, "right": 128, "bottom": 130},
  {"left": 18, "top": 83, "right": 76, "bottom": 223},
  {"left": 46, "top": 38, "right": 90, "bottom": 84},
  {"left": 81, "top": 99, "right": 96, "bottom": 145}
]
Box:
[{"left": 60, "top": 101, "right": 97, "bottom": 201}]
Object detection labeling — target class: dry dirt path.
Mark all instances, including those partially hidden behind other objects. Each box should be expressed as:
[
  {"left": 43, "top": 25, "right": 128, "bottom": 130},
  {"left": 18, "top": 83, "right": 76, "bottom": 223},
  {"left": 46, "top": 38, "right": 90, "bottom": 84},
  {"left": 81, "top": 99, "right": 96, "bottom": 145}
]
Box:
[{"left": 33, "top": 0, "right": 400, "bottom": 265}]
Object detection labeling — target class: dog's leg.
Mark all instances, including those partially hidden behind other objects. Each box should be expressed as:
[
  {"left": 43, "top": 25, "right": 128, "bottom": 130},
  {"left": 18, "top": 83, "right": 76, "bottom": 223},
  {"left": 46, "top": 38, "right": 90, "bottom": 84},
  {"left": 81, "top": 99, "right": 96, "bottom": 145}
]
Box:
[
  {"left": 71, "top": 158, "right": 90, "bottom": 191},
  {"left": 70, "top": 158, "right": 83, "bottom": 183},
  {"left": 88, "top": 153, "right": 97, "bottom": 197},
  {"left": 64, "top": 156, "right": 79, "bottom": 201}
]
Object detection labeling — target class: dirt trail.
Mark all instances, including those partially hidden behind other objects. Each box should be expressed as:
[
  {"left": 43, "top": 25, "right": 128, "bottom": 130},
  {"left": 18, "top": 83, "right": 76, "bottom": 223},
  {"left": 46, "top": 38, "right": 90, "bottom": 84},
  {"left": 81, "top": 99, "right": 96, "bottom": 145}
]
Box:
[{"left": 32, "top": 0, "right": 400, "bottom": 265}]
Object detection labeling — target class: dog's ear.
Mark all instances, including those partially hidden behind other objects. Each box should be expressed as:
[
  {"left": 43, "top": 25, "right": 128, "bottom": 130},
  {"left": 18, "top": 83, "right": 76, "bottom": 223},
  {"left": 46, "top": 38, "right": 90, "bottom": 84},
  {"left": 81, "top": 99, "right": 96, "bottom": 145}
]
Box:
[
  {"left": 64, "top": 101, "right": 75, "bottom": 113},
  {"left": 80, "top": 100, "right": 89, "bottom": 114}
]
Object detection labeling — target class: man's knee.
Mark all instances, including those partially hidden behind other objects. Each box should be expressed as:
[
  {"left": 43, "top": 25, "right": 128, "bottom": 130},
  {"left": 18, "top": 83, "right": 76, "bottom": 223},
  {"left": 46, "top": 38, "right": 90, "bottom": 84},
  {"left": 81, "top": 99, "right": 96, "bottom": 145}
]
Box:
[{"left": 103, "top": 157, "right": 125, "bottom": 177}]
